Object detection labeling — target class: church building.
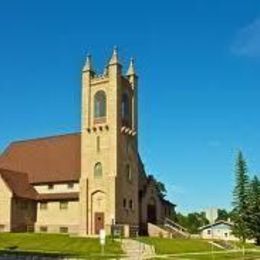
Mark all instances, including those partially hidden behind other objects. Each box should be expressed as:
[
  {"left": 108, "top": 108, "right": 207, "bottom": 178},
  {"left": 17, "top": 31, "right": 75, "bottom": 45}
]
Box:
[{"left": 0, "top": 48, "right": 175, "bottom": 236}]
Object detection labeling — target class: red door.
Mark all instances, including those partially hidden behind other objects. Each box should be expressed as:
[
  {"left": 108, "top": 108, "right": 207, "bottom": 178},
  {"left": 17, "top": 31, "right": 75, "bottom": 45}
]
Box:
[{"left": 94, "top": 212, "right": 104, "bottom": 234}]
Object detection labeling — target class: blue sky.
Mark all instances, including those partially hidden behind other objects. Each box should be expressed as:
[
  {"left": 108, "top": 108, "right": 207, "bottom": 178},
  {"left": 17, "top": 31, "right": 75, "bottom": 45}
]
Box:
[{"left": 0, "top": 0, "right": 260, "bottom": 213}]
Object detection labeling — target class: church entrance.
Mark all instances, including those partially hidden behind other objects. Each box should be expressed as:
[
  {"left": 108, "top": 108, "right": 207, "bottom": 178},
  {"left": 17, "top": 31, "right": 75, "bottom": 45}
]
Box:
[
  {"left": 147, "top": 198, "right": 157, "bottom": 224},
  {"left": 94, "top": 212, "right": 104, "bottom": 234}
]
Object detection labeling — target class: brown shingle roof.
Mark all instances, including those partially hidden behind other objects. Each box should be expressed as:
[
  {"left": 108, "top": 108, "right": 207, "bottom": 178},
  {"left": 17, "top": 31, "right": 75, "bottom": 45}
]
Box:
[
  {"left": 37, "top": 192, "right": 79, "bottom": 201},
  {"left": 0, "top": 169, "right": 38, "bottom": 200},
  {"left": 0, "top": 133, "right": 81, "bottom": 184}
]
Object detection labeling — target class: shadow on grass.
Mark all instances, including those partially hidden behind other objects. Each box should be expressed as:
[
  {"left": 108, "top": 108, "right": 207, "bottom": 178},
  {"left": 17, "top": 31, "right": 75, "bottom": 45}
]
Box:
[
  {"left": 0, "top": 249, "right": 123, "bottom": 259},
  {"left": 0, "top": 249, "right": 73, "bottom": 259}
]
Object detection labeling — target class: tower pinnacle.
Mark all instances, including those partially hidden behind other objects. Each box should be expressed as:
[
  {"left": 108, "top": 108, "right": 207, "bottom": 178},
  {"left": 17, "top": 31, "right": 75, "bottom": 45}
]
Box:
[
  {"left": 126, "top": 57, "right": 136, "bottom": 76},
  {"left": 108, "top": 46, "right": 120, "bottom": 65},
  {"left": 82, "top": 54, "right": 93, "bottom": 72}
]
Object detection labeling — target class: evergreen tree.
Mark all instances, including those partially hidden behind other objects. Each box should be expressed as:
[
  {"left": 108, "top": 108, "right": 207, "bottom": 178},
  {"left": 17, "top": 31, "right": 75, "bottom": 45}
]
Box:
[
  {"left": 232, "top": 151, "right": 250, "bottom": 243},
  {"left": 248, "top": 176, "right": 260, "bottom": 245}
]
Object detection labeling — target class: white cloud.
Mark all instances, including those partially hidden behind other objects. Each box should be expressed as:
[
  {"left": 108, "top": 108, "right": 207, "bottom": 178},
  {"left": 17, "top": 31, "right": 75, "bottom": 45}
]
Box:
[{"left": 231, "top": 18, "right": 260, "bottom": 57}]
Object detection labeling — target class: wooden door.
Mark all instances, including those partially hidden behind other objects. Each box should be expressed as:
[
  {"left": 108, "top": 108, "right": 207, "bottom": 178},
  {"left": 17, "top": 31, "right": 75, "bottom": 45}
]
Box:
[
  {"left": 147, "top": 204, "right": 157, "bottom": 224},
  {"left": 94, "top": 212, "right": 104, "bottom": 234}
]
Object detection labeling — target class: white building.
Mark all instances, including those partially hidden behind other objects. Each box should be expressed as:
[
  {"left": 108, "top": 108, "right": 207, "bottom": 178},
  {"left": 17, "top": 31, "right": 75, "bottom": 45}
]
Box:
[{"left": 199, "top": 220, "right": 238, "bottom": 241}]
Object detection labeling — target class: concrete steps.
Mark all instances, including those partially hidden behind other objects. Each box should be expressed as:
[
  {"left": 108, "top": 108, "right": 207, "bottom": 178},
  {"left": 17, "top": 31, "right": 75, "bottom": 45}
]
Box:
[{"left": 121, "top": 239, "right": 155, "bottom": 259}]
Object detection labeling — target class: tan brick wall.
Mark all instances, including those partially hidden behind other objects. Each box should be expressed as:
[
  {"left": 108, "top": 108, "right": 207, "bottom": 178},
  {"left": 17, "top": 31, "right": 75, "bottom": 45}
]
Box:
[
  {"left": 34, "top": 183, "right": 79, "bottom": 194},
  {"left": 36, "top": 200, "right": 79, "bottom": 234},
  {"left": 0, "top": 177, "right": 12, "bottom": 232}
]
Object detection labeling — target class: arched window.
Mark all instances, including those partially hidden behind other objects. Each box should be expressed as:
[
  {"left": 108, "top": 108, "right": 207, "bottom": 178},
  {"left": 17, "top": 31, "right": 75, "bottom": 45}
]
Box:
[
  {"left": 94, "top": 162, "right": 102, "bottom": 178},
  {"left": 121, "top": 93, "right": 130, "bottom": 126},
  {"left": 94, "top": 91, "right": 106, "bottom": 119}
]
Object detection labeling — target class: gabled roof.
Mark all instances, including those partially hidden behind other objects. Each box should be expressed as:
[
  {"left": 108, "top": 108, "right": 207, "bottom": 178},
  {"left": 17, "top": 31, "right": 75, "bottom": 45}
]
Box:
[
  {"left": 0, "top": 169, "right": 38, "bottom": 200},
  {"left": 0, "top": 133, "right": 81, "bottom": 184},
  {"left": 199, "top": 220, "right": 234, "bottom": 231}
]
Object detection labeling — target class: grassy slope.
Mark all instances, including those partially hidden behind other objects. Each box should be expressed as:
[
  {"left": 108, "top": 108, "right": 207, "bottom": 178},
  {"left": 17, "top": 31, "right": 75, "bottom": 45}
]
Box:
[
  {"left": 140, "top": 237, "right": 260, "bottom": 259},
  {"left": 138, "top": 237, "right": 222, "bottom": 254},
  {"left": 169, "top": 251, "right": 260, "bottom": 259},
  {"left": 0, "top": 233, "right": 122, "bottom": 258}
]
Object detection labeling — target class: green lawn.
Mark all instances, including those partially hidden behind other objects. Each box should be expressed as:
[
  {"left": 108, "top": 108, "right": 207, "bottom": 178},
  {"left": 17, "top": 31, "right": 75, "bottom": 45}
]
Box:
[
  {"left": 0, "top": 233, "right": 123, "bottom": 258},
  {"left": 138, "top": 237, "right": 222, "bottom": 254},
  {"left": 140, "top": 237, "right": 260, "bottom": 259},
  {"left": 164, "top": 251, "right": 260, "bottom": 259}
]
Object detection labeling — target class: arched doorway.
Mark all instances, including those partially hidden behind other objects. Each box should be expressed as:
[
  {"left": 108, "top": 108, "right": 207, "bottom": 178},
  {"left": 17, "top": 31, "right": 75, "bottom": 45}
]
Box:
[
  {"left": 91, "top": 190, "right": 106, "bottom": 235},
  {"left": 147, "top": 197, "right": 157, "bottom": 224}
]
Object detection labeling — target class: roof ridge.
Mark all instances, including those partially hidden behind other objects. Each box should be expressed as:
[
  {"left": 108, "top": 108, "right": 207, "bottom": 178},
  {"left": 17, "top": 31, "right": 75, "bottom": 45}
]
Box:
[{"left": 8, "top": 132, "right": 80, "bottom": 146}]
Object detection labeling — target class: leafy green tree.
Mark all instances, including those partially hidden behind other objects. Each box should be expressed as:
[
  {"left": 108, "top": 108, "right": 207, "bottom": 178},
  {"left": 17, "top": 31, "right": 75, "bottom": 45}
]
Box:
[
  {"left": 176, "top": 211, "right": 209, "bottom": 234},
  {"left": 248, "top": 176, "right": 260, "bottom": 245},
  {"left": 232, "top": 151, "right": 251, "bottom": 243},
  {"left": 216, "top": 209, "right": 230, "bottom": 221}
]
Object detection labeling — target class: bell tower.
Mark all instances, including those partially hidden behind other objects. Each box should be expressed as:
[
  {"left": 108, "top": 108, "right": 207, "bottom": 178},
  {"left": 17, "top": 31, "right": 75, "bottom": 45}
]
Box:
[{"left": 80, "top": 48, "right": 139, "bottom": 235}]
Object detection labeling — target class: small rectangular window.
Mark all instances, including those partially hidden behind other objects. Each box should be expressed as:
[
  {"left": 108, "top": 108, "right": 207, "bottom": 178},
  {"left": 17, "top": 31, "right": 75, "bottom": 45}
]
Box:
[
  {"left": 48, "top": 184, "right": 54, "bottom": 190},
  {"left": 207, "top": 229, "right": 211, "bottom": 235},
  {"left": 97, "top": 136, "right": 100, "bottom": 152},
  {"left": 40, "top": 226, "right": 48, "bottom": 232},
  {"left": 67, "top": 183, "right": 74, "bottom": 189},
  {"left": 0, "top": 225, "right": 5, "bottom": 231},
  {"left": 40, "top": 202, "right": 48, "bottom": 210},
  {"left": 60, "top": 201, "right": 68, "bottom": 210},
  {"left": 60, "top": 227, "right": 68, "bottom": 233},
  {"left": 129, "top": 199, "right": 133, "bottom": 210}
]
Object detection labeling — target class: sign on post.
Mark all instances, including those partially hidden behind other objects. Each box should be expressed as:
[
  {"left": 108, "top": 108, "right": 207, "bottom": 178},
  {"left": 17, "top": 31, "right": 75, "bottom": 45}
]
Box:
[{"left": 99, "top": 229, "right": 106, "bottom": 255}]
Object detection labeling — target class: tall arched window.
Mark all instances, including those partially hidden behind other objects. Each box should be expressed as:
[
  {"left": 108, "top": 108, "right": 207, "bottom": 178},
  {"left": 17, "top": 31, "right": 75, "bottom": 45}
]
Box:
[
  {"left": 94, "top": 162, "right": 102, "bottom": 178},
  {"left": 94, "top": 91, "right": 106, "bottom": 119},
  {"left": 122, "top": 93, "right": 130, "bottom": 126}
]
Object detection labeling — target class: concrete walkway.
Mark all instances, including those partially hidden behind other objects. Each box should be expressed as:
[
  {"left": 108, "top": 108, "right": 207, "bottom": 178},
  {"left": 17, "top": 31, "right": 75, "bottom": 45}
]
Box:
[{"left": 121, "top": 239, "right": 155, "bottom": 259}]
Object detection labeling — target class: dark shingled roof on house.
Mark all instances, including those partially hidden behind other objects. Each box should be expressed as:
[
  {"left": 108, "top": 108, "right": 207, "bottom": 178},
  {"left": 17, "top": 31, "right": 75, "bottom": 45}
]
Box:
[{"left": 0, "top": 133, "right": 81, "bottom": 184}]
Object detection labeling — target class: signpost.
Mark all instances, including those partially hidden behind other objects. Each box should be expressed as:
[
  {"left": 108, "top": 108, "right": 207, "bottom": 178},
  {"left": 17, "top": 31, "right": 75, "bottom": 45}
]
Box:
[{"left": 99, "top": 229, "right": 106, "bottom": 255}]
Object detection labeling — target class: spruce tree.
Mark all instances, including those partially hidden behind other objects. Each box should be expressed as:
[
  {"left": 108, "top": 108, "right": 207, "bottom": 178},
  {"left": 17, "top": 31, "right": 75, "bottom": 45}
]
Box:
[
  {"left": 248, "top": 176, "right": 260, "bottom": 245},
  {"left": 232, "top": 151, "right": 250, "bottom": 243}
]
